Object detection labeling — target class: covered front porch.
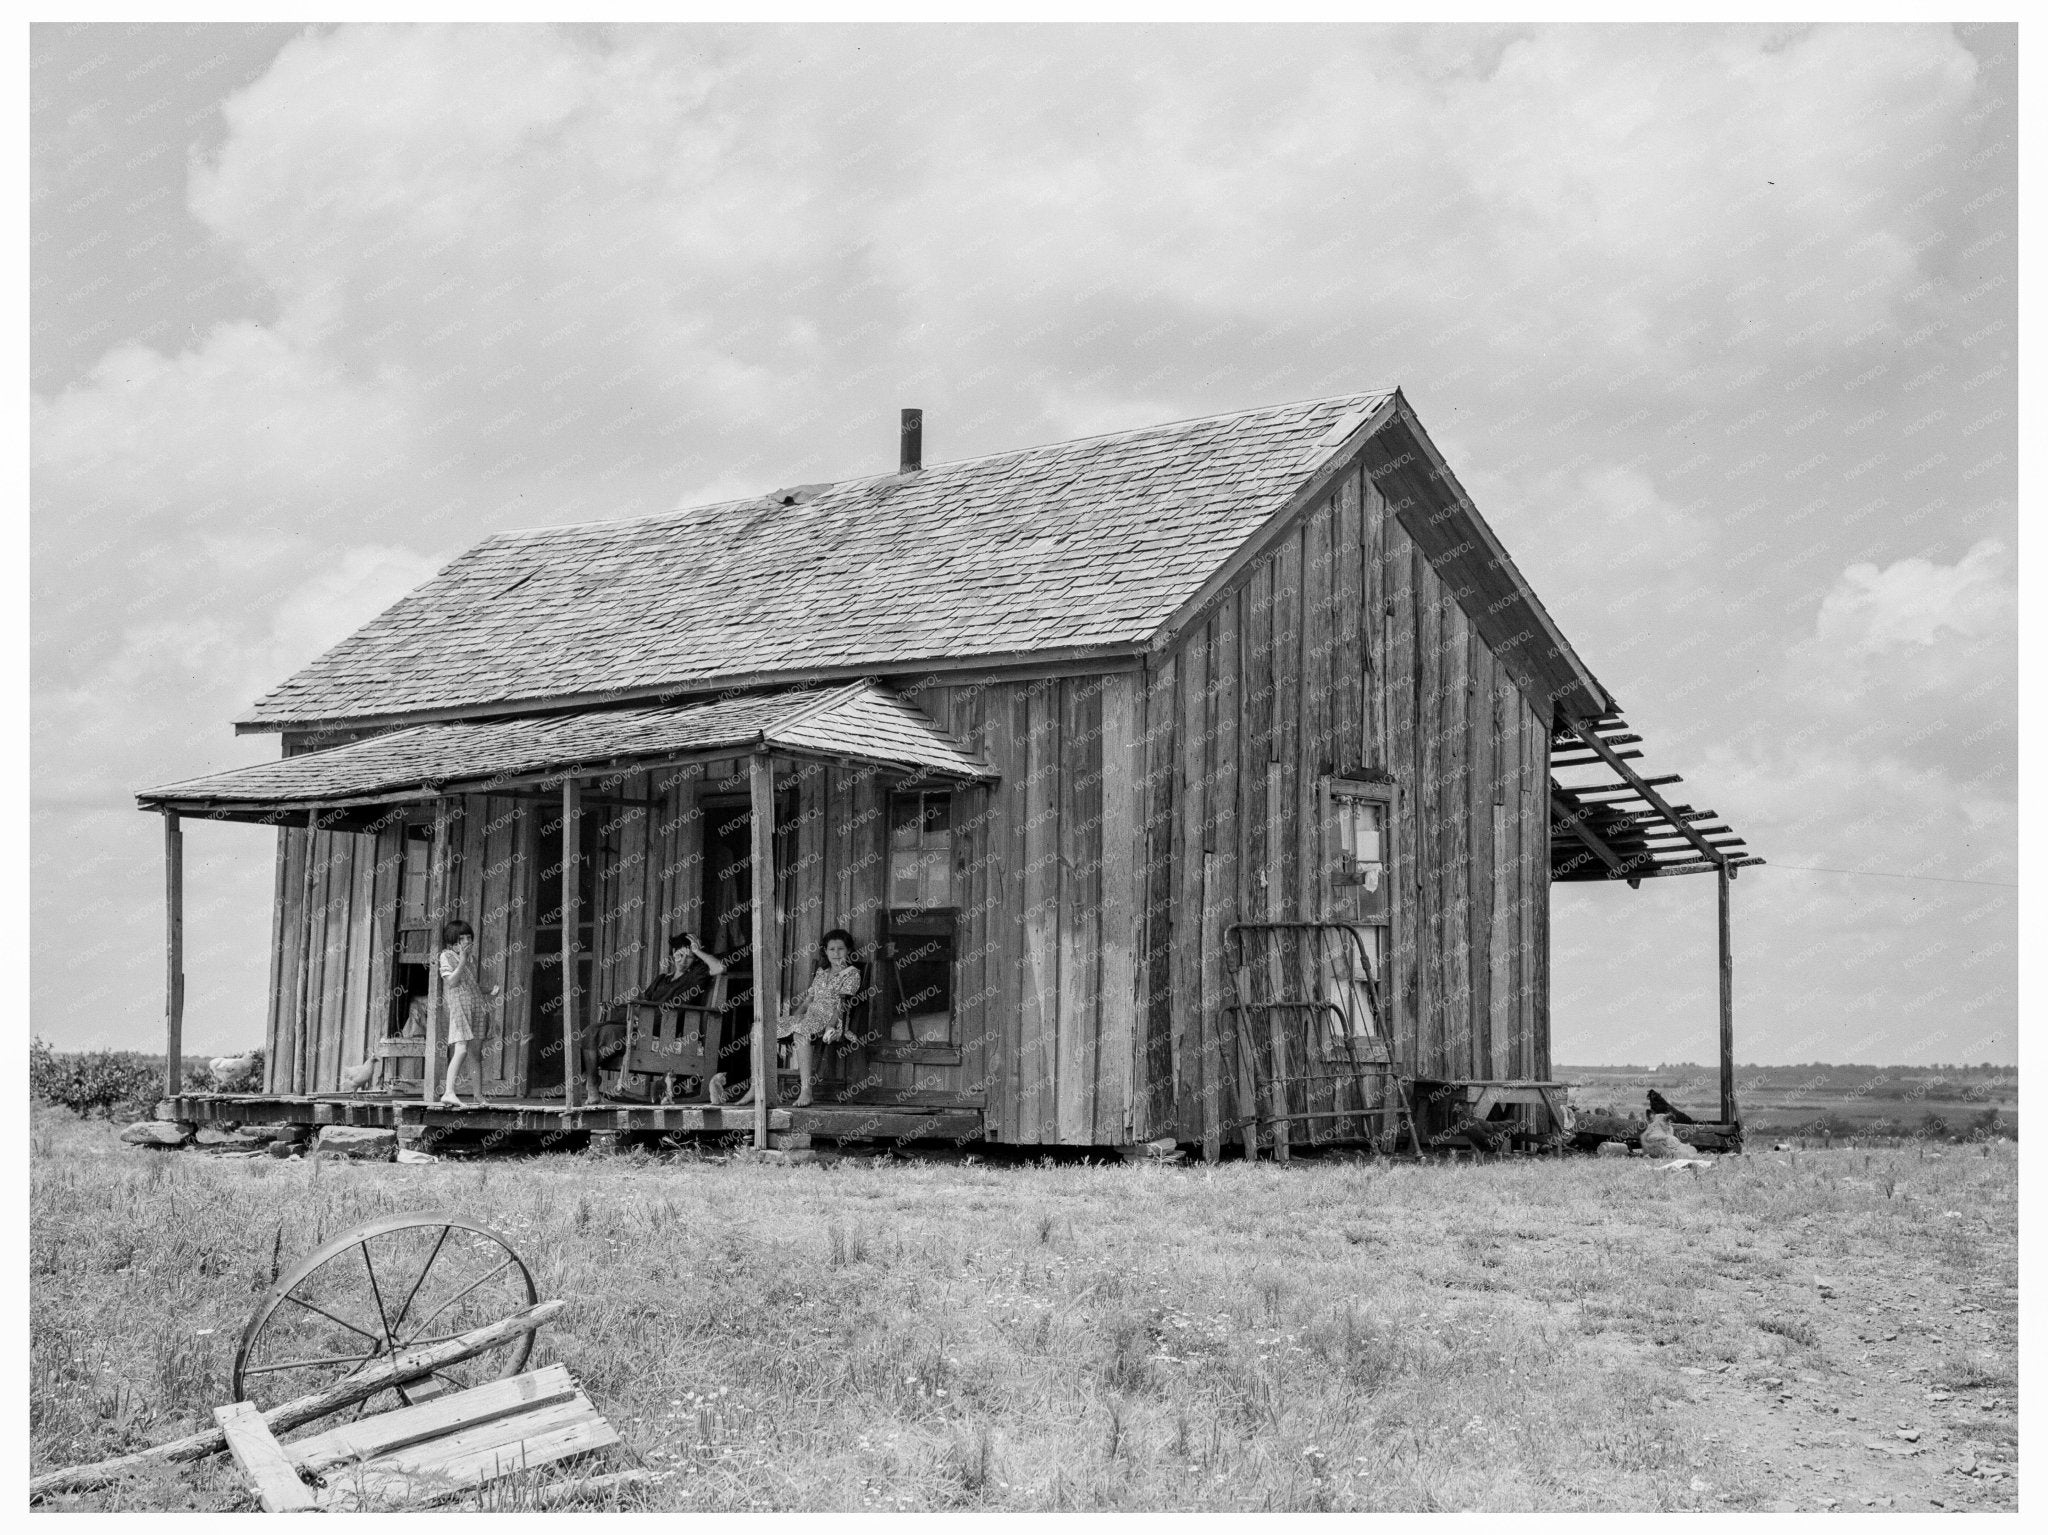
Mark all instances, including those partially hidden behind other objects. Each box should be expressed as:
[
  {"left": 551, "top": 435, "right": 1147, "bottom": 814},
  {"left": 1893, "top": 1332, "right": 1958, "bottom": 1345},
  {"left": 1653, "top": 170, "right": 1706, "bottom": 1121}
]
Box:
[{"left": 139, "top": 682, "right": 997, "bottom": 1151}]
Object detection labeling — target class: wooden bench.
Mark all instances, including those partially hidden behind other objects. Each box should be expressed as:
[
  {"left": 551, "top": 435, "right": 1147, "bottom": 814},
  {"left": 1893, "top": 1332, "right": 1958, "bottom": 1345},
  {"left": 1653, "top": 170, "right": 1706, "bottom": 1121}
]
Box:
[
  {"left": 215, "top": 1364, "right": 616, "bottom": 1512},
  {"left": 1413, "top": 1078, "right": 1573, "bottom": 1148}
]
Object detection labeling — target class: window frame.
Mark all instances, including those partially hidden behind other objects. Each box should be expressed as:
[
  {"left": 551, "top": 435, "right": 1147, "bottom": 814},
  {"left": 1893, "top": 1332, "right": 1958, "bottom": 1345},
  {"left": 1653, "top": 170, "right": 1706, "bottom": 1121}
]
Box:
[
  {"left": 1318, "top": 776, "right": 1400, "bottom": 1049},
  {"left": 877, "top": 788, "right": 962, "bottom": 1064}
]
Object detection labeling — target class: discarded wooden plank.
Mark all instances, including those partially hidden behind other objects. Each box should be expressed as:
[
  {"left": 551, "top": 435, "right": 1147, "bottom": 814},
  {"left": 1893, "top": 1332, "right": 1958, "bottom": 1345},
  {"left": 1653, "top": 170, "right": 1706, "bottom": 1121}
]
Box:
[
  {"left": 315, "top": 1392, "right": 617, "bottom": 1512},
  {"left": 28, "top": 1300, "right": 566, "bottom": 1500},
  {"left": 214, "top": 1402, "right": 317, "bottom": 1512},
  {"left": 1677, "top": 1120, "right": 1742, "bottom": 1154},
  {"left": 289, "top": 1365, "right": 580, "bottom": 1476}
]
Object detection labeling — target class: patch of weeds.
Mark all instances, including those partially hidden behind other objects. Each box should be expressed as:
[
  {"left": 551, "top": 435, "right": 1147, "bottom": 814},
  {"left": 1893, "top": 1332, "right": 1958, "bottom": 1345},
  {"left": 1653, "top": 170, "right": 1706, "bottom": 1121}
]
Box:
[
  {"left": 939, "top": 1422, "right": 997, "bottom": 1503},
  {"left": 1098, "top": 1310, "right": 1159, "bottom": 1396},
  {"left": 827, "top": 1221, "right": 871, "bottom": 1267},
  {"left": 1757, "top": 1314, "right": 1819, "bottom": 1348},
  {"left": 1305, "top": 1305, "right": 1420, "bottom": 1393},
  {"left": 1933, "top": 1350, "right": 2014, "bottom": 1392},
  {"left": 1586, "top": 1418, "right": 1686, "bottom": 1474}
]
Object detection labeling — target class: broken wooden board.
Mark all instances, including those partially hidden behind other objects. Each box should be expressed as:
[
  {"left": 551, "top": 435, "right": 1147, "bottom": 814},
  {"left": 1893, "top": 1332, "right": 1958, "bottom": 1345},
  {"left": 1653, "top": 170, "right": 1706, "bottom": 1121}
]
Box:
[
  {"left": 1674, "top": 1120, "right": 1743, "bottom": 1153},
  {"left": 215, "top": 1403, "right": 317, "bottom": 1513},
  {"left": 212, "top": 1365, "right": 619, "bottom": 1513},
  {"left": 30, "top": 1300, "right": 567, "bottom": 1502},
  {"left": 299, "top": 1365, "right": 617, "bottom": 1512}
]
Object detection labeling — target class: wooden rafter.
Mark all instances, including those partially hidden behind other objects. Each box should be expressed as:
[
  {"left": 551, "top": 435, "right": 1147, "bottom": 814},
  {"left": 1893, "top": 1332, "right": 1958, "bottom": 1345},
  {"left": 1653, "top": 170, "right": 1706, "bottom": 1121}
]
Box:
[
  {"left": 1548, "top": 788, "right": 1636, "bottom": 884},
  {"left": 1563, "top": 718, "right": 1730, "bottom": 871}
]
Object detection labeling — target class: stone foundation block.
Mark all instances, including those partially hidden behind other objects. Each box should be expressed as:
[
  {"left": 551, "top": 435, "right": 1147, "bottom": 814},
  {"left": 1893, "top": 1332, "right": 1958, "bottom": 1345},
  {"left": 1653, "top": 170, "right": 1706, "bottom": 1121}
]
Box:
[
  {"left": 120, "top": 1120, "right": 195, "bottom": 1149},
  {"left": 315, "top": 1125, "right": 397, "bottom": 1161}
]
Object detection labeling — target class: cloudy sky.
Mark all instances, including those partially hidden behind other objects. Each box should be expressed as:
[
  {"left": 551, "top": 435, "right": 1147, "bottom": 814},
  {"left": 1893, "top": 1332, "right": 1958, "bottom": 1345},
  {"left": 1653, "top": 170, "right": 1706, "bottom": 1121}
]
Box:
[{"left": 33, "top": 23, "right": 2016, "bottom": 1067}]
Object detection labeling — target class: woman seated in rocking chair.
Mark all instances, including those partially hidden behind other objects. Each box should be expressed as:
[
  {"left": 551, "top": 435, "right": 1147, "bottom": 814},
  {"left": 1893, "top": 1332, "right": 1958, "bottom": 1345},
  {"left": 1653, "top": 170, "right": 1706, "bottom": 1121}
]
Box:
[
  {"left": 719, "top": 928, "right": 860, "bottom": 1109},
  {"left": 582, "top": 931, "right": 726, "bottom": 1102}
]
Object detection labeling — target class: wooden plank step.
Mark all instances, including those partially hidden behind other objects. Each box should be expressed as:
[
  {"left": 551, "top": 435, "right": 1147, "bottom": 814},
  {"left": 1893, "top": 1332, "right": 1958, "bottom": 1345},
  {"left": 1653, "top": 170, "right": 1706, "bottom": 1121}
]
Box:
[{"left": 215, "top": 1402, "right": 317, "bottom": 1512}]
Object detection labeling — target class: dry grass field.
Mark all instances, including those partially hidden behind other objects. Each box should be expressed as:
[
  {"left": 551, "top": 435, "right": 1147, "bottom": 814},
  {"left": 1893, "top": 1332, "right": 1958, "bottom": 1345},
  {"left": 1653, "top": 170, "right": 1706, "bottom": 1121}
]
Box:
[{"left": 30, "top": 1108, "right": 2017, "bottom": 1513}]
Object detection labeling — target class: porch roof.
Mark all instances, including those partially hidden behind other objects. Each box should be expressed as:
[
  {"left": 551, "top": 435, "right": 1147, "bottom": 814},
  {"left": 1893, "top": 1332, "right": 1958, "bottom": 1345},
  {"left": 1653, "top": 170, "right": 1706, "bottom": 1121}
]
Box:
[{"left": 137, "top": 682, "right": 991, "bottom": 819}]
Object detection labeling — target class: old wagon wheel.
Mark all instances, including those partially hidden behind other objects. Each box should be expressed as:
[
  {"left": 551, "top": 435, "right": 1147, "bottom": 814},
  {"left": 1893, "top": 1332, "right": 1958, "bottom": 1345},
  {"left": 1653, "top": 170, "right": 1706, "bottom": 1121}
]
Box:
[{"left": 233, "top": 1211, "right": 538, "bottom": 1415}]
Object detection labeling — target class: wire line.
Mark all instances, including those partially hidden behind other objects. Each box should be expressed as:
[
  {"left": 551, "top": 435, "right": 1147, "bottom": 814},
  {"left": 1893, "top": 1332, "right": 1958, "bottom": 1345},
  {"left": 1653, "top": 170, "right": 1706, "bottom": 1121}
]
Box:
[{"left": 1766, "top": 862, "right": 2016, "bottom": 889}]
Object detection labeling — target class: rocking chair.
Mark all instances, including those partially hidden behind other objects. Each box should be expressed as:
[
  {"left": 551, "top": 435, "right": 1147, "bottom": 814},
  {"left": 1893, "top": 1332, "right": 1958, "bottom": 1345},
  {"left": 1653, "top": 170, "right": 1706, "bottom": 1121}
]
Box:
[{"left": 614, "top": 974, "right": 729, "bottom": 1103}]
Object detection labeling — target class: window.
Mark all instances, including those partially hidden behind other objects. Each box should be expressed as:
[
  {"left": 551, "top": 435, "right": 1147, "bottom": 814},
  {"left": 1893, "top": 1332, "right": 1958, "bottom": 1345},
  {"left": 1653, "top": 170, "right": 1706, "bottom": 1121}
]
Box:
[
  {"left": 889, "top": 792, "right": 955, "bottom": 909},
  {"left": 1331, "top": 792, "right": 1389, "bottom": 917},
  {"left": 884, "top": 791, "right": 958, "bottom": 1055},
  {"left": 1321, "top": 779, "right": 1397, "bottom": 1045},
  {"left": 396, "top": 825, "right": 435, "bottom": 965},
  {"left": 391, "top": 825, "right": 436, "bottom": 1036}
]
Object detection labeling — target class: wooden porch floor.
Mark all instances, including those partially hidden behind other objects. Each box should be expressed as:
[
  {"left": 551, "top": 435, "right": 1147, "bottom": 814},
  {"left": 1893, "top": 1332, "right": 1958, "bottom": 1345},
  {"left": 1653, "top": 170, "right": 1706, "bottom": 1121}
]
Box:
[{"left": 162, "top": 1092, "right": 985, "bottom": 1145}]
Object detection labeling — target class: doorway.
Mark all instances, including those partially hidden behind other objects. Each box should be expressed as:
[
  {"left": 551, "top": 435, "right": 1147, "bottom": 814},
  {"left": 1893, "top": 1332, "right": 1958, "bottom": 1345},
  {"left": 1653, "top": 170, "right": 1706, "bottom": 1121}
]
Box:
[
  {"left": 526, "top": 803, "right": 600, "bottom": 1094},
  {"left": 698, "top": 785, "right": 799, "bottom": 1089}
]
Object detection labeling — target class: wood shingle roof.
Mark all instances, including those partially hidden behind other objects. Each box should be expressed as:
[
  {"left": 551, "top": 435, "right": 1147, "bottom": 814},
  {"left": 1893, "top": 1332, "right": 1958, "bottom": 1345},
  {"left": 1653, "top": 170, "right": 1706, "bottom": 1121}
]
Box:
[
  {"left": 142, "top": 682, "right": 991, "bottom": 815},
  {"left": 239, "top": 391, "right": 1396, "bottom": 730}
]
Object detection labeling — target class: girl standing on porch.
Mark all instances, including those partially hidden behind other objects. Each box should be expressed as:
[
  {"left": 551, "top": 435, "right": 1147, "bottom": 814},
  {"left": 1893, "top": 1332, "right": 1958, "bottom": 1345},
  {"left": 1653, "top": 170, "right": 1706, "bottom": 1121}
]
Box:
[{"left": 437, "top": 919, "right": 499, "bottom": 1109}]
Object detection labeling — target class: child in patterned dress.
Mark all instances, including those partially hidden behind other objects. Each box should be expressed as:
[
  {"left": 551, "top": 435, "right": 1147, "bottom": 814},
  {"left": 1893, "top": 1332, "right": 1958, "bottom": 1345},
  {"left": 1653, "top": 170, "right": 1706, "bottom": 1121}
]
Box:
[{"left": 436, "top": 920, "right": 499, "bottom": 1108}]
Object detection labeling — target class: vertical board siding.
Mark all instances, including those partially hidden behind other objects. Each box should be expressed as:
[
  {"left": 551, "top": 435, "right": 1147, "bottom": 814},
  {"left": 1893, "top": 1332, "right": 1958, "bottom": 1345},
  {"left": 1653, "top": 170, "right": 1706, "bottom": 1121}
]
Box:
[
  {"left": 1139, "top": 461, "right": 1555, "bottom": 1142},
  {"left": 1056, "top": 678, "right": 1103, "bottom": 1144},
  {"left": 1170, "top": 627, "right": 1209, "bottom": 1142},
  {"left": 1138, "top": 655, "right": 1178, "bottom": 1140},
  {"left": 989, "top": 687, "right": 1031, "bottom": 1141},
  {"left": 1442, "top": 591, "right": 1473, "bottom": 1081},
  {"left": 267, "top": 830, "right": 304, "bottom": 1095},
  {"left": 1527, "top": 701, "right": 1550, "bottom": 1078},
  {"left": 263, "top": 835, "right": 290, "bottom": 1095},
  {"left": 1486, "top": 676, "right": 1514, "bottom": 1082},
  {"left": 1386, "top": 529, "right": 1417, "bottom": 1043},
  {"left": 315, "top": 831, "right": 352, "bottom": 1092},
  {"left": 1300, "top": 506, "right": 1336, "bottom": 1137},
  {"left": 1467, "top": 631, "right": 1496, "bottom": 1082},
  {"left": 1272, "top": 532, "right": 1303, "bottom": 927},
  {"left": 1333, "top": 471, "right": 1364, "bottom": 777},
  {"left": 1097, "top": 672, "right": 1142, "bottom": 1146},
  {"left": 943, "top": 688, "right": 990, "bottom": 1107},
  {"left": 1414, "top": 551, "right": 1442, "bottom": 1076},
  {"left": 1364, "top": 475, "right": 1389, "bottom": 773},
  {"left": 1018, "top": 681, "right": 1061, "bottom": 1143},
  {"left": 1205, "top": 602, "right": 1240, "bottom": 1157},
  {"left": 366, "top": 824, "right": 401, "bottom": 1086}
]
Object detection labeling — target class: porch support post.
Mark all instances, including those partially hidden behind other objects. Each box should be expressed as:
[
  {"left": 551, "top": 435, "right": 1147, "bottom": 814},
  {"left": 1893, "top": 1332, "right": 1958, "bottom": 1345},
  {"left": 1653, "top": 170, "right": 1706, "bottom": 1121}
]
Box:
[
  {"left": 423, "top": 801, "right": 447, "bottom": 1105},
  {"left": 1717, "top": 863, "right": 1736, "bottom": 1126},
  {"left": 748, "top": 750, "right": 778, "bottom": 1149},
  {"left": 562, "top": 777, "right": 580, "bottom": 1112},
  {"left": 163, "top": 811, "right": 184, "bottom": 1096}
]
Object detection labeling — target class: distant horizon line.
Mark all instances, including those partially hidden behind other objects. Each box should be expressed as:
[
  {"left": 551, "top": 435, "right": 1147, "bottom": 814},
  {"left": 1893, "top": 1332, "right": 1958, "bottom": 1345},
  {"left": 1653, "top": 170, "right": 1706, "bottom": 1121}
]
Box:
[{"left": 1557, "top": 1061, "right": 2017, "bottom": 1073}]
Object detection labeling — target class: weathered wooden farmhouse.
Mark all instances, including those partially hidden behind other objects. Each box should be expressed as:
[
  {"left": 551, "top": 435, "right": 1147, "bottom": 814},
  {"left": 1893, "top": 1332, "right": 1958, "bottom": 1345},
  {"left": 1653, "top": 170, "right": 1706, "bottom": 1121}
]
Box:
[{"left": 141, "top": 391, "right": 1759, "bottom": 1157}]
